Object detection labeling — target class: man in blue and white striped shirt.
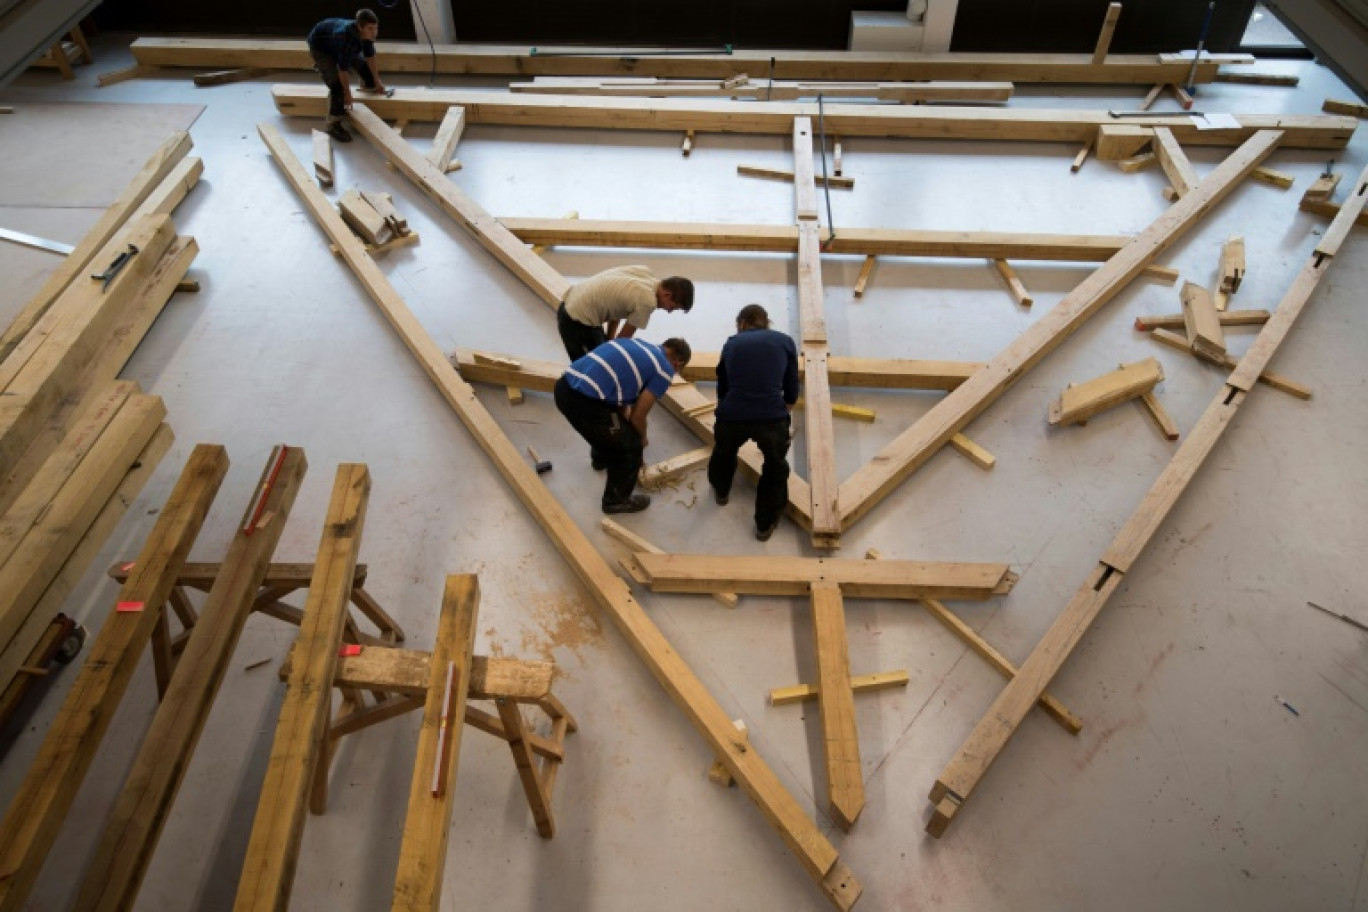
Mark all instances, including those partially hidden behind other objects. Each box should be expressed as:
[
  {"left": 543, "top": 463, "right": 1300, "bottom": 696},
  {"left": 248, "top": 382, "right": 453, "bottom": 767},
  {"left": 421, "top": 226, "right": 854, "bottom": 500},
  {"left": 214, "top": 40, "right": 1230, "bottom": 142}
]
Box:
[{"left": 554, "top": 336, "right": 692, "bottom": 513}]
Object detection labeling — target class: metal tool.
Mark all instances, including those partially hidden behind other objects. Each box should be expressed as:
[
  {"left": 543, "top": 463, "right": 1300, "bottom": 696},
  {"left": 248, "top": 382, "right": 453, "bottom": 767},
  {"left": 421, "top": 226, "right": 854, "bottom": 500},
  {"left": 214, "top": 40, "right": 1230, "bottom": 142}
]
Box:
[
  {"left": 1184, "top": 1, "right": 1217, "bottom": 93},
  {"left": 0, "top": 226, "right": 75, "bottom": 256},
  {"left": 90, "top": 243, "right": 139, "bottom": 292},
  {"left": 527, "top": 446, "right": 553, "bottom": 474},
  {"left": 1108, "top": 110, "right": 1208, "bottom": 118},
  {"left": 1306, "top": 600, "right": 1368, "bottom": 633}
]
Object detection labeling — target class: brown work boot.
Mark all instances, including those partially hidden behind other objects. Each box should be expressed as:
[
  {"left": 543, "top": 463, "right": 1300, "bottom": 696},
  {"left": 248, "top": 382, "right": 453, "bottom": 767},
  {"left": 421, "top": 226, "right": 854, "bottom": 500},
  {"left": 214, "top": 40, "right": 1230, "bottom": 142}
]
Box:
[
  {"left": 327, "top": 122, "right": 352, "bottom": 143},
  {"left": 603, "top": 494, "right": 650, "bottom": 514}
]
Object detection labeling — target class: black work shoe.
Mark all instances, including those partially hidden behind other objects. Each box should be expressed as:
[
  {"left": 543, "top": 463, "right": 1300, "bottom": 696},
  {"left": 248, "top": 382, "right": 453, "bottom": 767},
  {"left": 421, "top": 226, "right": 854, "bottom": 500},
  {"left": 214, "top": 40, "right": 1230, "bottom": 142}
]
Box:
[
  {"left": 327, "top": 122, "right": 353, "bottom": 143},
  {"left": 755, "top": 520, "right": 779, "bottom": 542},
  {"left": 603, "top": 494, "right": 650, "bottom": 514},
  {"left": 591, "top": 458, "right": 607, "bottom": 471},
  {"left": 712, "top": 487, "right": 729, "bottom": 506}
]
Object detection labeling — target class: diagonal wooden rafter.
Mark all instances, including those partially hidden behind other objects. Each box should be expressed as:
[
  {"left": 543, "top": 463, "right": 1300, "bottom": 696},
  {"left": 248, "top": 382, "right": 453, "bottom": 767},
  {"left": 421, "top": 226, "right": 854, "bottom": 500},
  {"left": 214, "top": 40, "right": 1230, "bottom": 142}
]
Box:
[{"left": 258, "top": 122, "right": 861, "bottom": 910}]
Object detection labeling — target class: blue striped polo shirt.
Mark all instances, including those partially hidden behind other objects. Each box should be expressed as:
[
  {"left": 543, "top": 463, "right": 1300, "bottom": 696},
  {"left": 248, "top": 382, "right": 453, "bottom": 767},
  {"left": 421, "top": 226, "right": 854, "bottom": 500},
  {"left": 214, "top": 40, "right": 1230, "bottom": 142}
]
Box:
[{"left": 564, "top": 339, "right": 675, "bottom": 406}]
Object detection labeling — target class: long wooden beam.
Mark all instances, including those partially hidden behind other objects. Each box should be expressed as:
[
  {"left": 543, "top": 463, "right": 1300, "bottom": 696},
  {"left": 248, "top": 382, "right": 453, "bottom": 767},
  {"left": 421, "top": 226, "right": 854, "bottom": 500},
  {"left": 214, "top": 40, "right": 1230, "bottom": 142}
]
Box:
[
  {"left": 136, "top": 37, "right": 1243, "bottom": 84},
  {"left": 634, "top": 553, "right": 1015, "bottom": 600},
  {"left": 511, "top": 77, "right": 1015, "bottom": 103},
  {"left": 258, "top": 123, "right": 860, "bottom": 910},
  {"left": 344, "top": 105, "right": 816, "bottom": 528},
  {"left": 391, "top": 574, "right": 480, "bottom": 911},
  {"left": 235, "top": 464, "right": 370, "bottom": 912},
  {"left": 811, "top": 581, "right": 863, "bottom": 829},
  {"left": 273, "top": 86, "right": 1356, "bottom": 150},
  {"left": 927, "top": 162, "right": 1368, "bottom": 838},
  {"left": 500, "top": 217, "right": 1134, "bottom": 260},
  {"left": 0, "top": 445, "right": 227, "bottom": 911},
  {"left": 76, "top": 447, "right": 308, "bottom": 912},
  {"left": 835, "top": 131, "right": 1284, "bottom": 531}
]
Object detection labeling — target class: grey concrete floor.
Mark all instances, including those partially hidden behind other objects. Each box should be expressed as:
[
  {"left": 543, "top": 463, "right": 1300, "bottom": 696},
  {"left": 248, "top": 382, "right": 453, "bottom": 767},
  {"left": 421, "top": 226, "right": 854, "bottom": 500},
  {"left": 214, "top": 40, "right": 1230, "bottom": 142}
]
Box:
[{"left": 1, "top": 37, "right": 1366, "bottom": 912}]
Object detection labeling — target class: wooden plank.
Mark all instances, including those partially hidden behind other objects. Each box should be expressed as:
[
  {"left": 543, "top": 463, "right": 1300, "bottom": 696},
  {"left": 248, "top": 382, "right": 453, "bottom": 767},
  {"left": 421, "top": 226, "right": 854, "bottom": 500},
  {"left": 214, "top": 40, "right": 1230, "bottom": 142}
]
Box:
[
  {"left": 97, "top": 64, "right": 161, "bottom": 87},
  {"left": 600, "top": 517, "right": 737, "bottom": 608},
  {"left": 639, "top": 446, "right": 711, "bottom": 490},
  {"left": 948, "top": 432, "right": 995, "bottom": 470},
  {"left": 493, "top": 696, "right": 556, "bottom": 836},
  {"left": 738, "top": 164, "right": 854, "bottom": 190},
  {"left": 1169, "top": 83, "right": 1194, "bottom": 109},
  {"left": 929, "top": 167, "right": 1368, "bottom": 838},
  {"left": 1312, "top": 170, "right": 1367, "bottom": 259},
  {"left": 499, "top": 216, "right": 1134, "bottom": 260},
  {"left": 1139, "top": 83, "right": 1164, "bottom": 111},
  {"left": 257, "top": 123, "right": 859, "bottom": 909},
  {"left": 193, "top": 66, "right": 274, "bottom": 86},
  {"left": 1091, "top": 2, "right": 1123, "bottom": 65},
  {"left": 1180, "top": 281, "right": 1226, "bottom": 363},
  {"left": 0, "top": 132, "right": 192, "bottom": 368},
  {"left": 1219, "top": 236, "right": 1245, "bottom": 294},
  {"left": 1139, "top": 391, "right": 1179, "bottom": 440},
  {"left": 511, "top": 76, "right": 1015, "bottom": 104},
  {"left": 853, "top": 256, "right": 876, "bottom": 297},
  {"left": 1133, "top": 308, "right": 1268, "bottom": 330},
  {"left": 137, "top": 37, "right": 1236, "bottom": 84},
  {"left": 834, "top": 131, "right": 1282, "bottom": 532},
  {"left": 1300, "top": 196, "right": 1368, "bottom": 228},
  {"left": 809, "top": 581, "right": 863, "bottom": 829},
  {"left": 0, "top": 394, "right": 166, "bottom": 654},
  {"left": 1141, "top": 264, "right": 1180, "bottom": 282},
  {"left": 1323, "top": 98, "right": 1368, "bottom": 117},
  {"left": 1071, "top": 137, "right": 1093, "bottom": 172},
  {"left": 312, "top": 130, "right": 333, "bottom": 188},
  {"left": 634, "top": 553, "right": 1014, "bottom": 599},
  {"left": 234, "top": 464, "right": 369, "bottom": 912},
  {"left": 1303, "top": 172, "right": 1341, "bottom": 203},
  {"left": 391, "top": 575, "right": 480, "bottom": 909},
  {"left": 1048, "top": 357, "right": 1164, "bottom": 427},
  {"left": 770, "top": 670, "right": 908, "bottom": 705},
  {"left": 1148, "top": 327, "right": 1310, "bottom": 399},
  {"left": 799, "top": 277, "right": 840, "bottom": 547},
  {"left": 1095, "top": 125, "right": 1151, "bottom": 160},
  {"left": 1250, "top": 165, "right": 1293, "bottom": 188},
  {"left": 427, "top": 106, "right": 467, "bottom": 172},
  {"left": 338, "top": 189, "right": 393, "bottom": 246},
  {"left": 76, "top": 448, "right": 308, "bottom": 912},
  {"left": 273, "top": 86, "right": 1353, "bottom": 151},
  {"left": 992, "top": 259, "right": 1032, "bottom": 306},
  {"left": 793, "top": 117, "right": 819, "bottom": 221},
  {"left": 1118, "top": 150, "right": 1155, "bottom": 172},
  {"left": 1215, "top": 71, "right": 1299, "bottom": 86},
  {"left": 1152, "top": 127, "right": 1198, "bottom": 198},
  {"left": 0, "top": 445, "right": 227, "bottom": 910}
]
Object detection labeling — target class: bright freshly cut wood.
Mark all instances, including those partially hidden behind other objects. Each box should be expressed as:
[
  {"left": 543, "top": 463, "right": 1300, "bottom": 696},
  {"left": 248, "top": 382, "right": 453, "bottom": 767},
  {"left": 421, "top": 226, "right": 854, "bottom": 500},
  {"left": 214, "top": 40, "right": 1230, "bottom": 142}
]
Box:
[
  {"left": 1180, "top": 281, "right": 1227, "bottom": 363},
  {"left": 312, "top": 130, "right": 333, "bottom": 188},
  {"left": 1091, "top": 3, "right": 1122, "bottom": 65},
  {"left": 427, "top": 105, "right": 466, "bottom": 172},
  {"left": 1153, "top": 127, "right": 1198, "bottom": 198},
  {"left": 338, "top": 188, "right": 393, "bottom": 246},
  {"left": 1133, "top": 308, "right": 1268, "bottom": 331},
  {"left": 1048, "top": 357, "right": 1164, "bottom": 427},
  {"left": 1220, "top": 236, "right": 1245, "bottom": 294},
  {"left": 770, "top": 670, "right": 910, "bottom": 706},
  {"left": 810, "top": 581, "right": 863, "bottom": 830}
]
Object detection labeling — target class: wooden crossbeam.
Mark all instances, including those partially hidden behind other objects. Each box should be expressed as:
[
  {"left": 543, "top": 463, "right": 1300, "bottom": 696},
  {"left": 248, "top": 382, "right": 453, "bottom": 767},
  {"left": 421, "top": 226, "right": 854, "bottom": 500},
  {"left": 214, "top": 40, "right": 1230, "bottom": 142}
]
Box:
[
  {"left": 273, "top": 86, "right": 1353, "bottom": 151},
  {"left": 137, "top": 37, "right": 1245, "bottom": 83},
  {"left": 992, "top": 259, "right": 1033, "bottom": 306},
  {"left": 234, "top": 464, "right": 369, "bottom": 912},
  {"left": 391, "top": 575, "right": 480, "bottom": 909},
  {"left": 1180, "top": 281, "right": 1226, "bottom": 363},
  {"left": 1133, "top": 309, "right": 1268, "bottom": 331},
  {"left": 1148, "top": 328, "right": 1310, "bottom": 399},
  {"left": 601, "top": 517, "right": 737, "bottom": 608},
  {"left": 927, "top": 161, "right": 1368, "bottom": 840},
  {"left": 499, "top": 217, "right": 1135, "bottom": 261},
  {"left": 770, "top": 670, "right": 909, "bottom": 706},
  {"left": 810, "top": 581, "right": 863, "bottom": 829},
  {"left": 1091, "top": 3, "right": 1122, "bottom": 65},
  {"left": 1048, "top": 358, "right": 1164, "bottom": 427},
  {"left": 633, "top": 553, "right": 1015, "bottom": 600},
  {"left": 948, "top": 432, "right": 995, "bottom": 470},
  {"left": 258, "top": 123, "right": 860, "bottom": 910},
  {"left": 833, "top": 131, "right": 1283, "bottom": 532},
  {"left": 76, "top": 447, "right": 308, "bottom": 912},
  {"left": 739, "top": 164, "right": 855, "bottom": 189},
  {"left": 1153, "top": 127, "right": 1198, "bottom": 198},
  {"left": 638, "top": 446, "right": 711, "bottom": 490},
  {"left": 0, "top": 445, "right": 227, "bottom": 912},
  {"left": 428, "top": 106, "right": 466, "bottom": 173},
  {"left": 512, "top": 76, "right": 1015, "bottom": 104}
]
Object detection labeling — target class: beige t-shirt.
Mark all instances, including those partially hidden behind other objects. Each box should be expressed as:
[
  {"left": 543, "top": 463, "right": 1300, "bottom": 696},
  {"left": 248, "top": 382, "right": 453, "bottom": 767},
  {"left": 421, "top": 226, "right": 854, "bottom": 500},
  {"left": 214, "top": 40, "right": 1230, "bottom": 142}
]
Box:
[{"left": 564, "top": 265, "right": 657, "bottom": 330}]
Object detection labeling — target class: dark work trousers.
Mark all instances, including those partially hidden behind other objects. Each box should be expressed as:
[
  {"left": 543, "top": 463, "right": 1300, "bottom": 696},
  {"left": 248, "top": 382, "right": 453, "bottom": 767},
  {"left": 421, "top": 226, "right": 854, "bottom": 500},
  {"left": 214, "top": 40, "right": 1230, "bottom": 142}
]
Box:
[
  {"left": 708, "top": 416, "right": 791, "bottom": 530},
  {"left": 557, "top": 302, "right": 608, "bottom": 362},
  {"left": 311, "top": 50, "right": 377, "bottom": 122},
  {"left": 554, "top": 377, "right": 642, "bottom": 507}
]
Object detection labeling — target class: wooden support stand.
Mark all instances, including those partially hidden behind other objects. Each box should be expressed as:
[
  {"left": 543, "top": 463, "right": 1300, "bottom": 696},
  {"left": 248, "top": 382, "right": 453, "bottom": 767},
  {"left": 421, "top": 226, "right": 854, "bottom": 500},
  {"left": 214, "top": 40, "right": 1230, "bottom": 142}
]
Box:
[
  {"left": 1180, "top": 281, "right": 1227, "bottom": 363},
  {"left": 1048, "top": 358, "right": 1166, "bottom": 430}
]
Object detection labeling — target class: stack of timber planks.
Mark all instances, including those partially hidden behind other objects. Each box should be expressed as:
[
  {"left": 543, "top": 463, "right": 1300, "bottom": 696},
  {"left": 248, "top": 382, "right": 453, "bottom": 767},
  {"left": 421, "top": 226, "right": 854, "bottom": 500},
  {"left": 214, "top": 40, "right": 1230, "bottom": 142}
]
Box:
[{"left": 0, "top": 131, "right": 201, "bottom": 714}]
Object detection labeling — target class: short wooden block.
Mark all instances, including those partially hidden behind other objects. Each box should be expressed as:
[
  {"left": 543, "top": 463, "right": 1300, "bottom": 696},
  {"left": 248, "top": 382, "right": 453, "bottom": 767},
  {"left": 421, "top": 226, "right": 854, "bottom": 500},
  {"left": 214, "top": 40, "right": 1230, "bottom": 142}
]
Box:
[
  {"left": 1118, "top": 151, "right": 1157, "bottom": 173},
  {"left": 1180, "top": 281, "right": 1226, "bottom": 364},
  {"left": 1049, "top": 357, "right": 1164, "bottom": 427},
  {"left": 1219, "top": 236, "right": 1245, "bottom": 295}
]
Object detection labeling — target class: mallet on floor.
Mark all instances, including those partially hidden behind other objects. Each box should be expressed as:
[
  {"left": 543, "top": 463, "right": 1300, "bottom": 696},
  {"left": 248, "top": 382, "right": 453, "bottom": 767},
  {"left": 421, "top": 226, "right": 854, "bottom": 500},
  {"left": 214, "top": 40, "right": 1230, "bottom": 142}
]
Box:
[{"left": 527, "top": 446, "right": 552, "bottom": 474}]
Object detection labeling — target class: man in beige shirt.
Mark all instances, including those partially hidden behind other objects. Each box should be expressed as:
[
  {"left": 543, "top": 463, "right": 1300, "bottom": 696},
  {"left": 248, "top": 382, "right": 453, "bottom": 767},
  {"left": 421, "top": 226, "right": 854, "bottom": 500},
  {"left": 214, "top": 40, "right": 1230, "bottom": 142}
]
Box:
[{"left": 557, "top": 266, "right": 694, "bottom": 360}]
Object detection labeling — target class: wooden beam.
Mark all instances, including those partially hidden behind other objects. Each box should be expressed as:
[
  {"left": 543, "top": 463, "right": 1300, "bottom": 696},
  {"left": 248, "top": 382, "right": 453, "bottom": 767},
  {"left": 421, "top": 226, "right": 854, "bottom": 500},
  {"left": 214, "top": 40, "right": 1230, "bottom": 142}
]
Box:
[
  {"left": 511, "top": 76, "right": 1015, "bottom": 104},
  {"left": 0, "top": 445, "right": 226, "bottom": 911},
  {"left": 1219, "top": 235, "right": 1245, "bottom": 294},
  {"left": 1299, "top": 196, "right": 1368, "bottom": 228},
  {"left": 1091, "top": 3, "right": 1123, "bottom": 65},
  {"left": 1148, "top": 327, "right": 1310, "bottom": 399},
  {"left": 991, "top": 259, "right": 1032, "bottom": 307},
  {"left": 738, "top": 164, "right": 854, "bottom": 190},
  {"left": 1133, "top": 308, "right": 1268, "bottom": 331},
  {"left": 948, "top": 432, "right": 995, "bottom": 470},
  {"left": 0, "top": 132, "right": 192, "bottom": 367},
  {"left": 1169, "top": 83, "right": 1194, "bottom": 109},
  {"left": 770, "top": 670, "right": 909, "bottom": 706},
  {"left": 499, "top": 216, "right": 1135, "bottom": 260},
  {"left": 257, "top": 123, "right": 860, "bottom": 910},
  {"left": 1215, "top": 71, "right": 1299, "bottom": 86},
  {"left": 1251, "top": 167, "right": 1293, "bottom": 191},
  {"left": 391, "top": 575, "right": 480, "bottom": 909},
  {"left": 1048, "top": 357, "right": 1164, "bottom": 427},
  {"left": 1139, "top": 391, "right": 1179, "bottom": 440},
  {"left": 1322, "top": 98, "right": 1368, "bottom": 117},
  {"left": 1117, "top": 151, "right": 1156, "bottom": 173},
  {"left": 793, "top": 119, "right": 818, "bottom": 221},
  {"left": 338, "top": 189, "right": 393, "bottom": 246},
  {"left": 234, "top": 464, "right": 370, "bottom": 912},
  {"left": 638, "top": 446, "right": 711, "bottom": 490},
  {"left": 600, "top": 517, "right": 738, "bottom": 609},
  {"left": 1180, "top": 281, "right": 1226, "bottom": 363},
  {"left": 1071, "top": 137, "right": 1093, "bottom": 172},
  {"left": 312, "top": 130, "right": 333, "bottom": 188},
  {"left": 927, "top": 162, "right": 1368, "bottom": 839},
  {"left": 853, "top": 256, "right": 876, "bottom": 297},
  {"left": 834, "top": 131, "right": 1283, "bottom": 532},
  {"left": 634, "top": 553, "right": 1014, "bottom": 600},
  {"left": 76, "top": 448, "right": 308, "bottom": 912},
  {"left": 810, "top": 581, "right": 863, "bottom": 829},
  {"left": 137, "top": 37, "right": 1239, "bottom": 84},
  {"left": 1152, "top": 127, "right": 1198, "bottom": 198},
  {"left": 1139, "top": 83, "right": 1164, "bottom": 111},
  {"left": 1095, "top": 124, "right": 1151, "bottom": 160},
  {"left": 193, "top": 66, "right": 274, "bottom": 87},
  {"left": 427, "top": 106, "right": 466, "bottom": 172},
  {"left": 272, "top": 86, "right": 1353, "bottom": 151}
]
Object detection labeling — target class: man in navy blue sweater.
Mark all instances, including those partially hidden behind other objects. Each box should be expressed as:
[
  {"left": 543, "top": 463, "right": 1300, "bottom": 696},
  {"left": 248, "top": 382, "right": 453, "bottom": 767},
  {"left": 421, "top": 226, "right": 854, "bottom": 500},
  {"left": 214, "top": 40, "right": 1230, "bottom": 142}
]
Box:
[
  {"left": 707, "top": 304, "right": 799, "bottom": 540},
  {"left": 307, "top": 9, "right": 391, "bottom": 142}
]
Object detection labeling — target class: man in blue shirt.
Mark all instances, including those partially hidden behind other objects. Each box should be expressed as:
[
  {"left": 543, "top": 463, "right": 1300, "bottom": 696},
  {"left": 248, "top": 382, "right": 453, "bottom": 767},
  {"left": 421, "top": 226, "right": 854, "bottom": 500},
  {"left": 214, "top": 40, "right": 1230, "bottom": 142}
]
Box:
[
  {"left": 554, "top": 337, "right": 692, "bottom": 513},
  {"left": 707, "top": 304, "right": 798, "bottom": 540},
  {"left": 307, "top": 9, "right": 391, "bottom": 143}
]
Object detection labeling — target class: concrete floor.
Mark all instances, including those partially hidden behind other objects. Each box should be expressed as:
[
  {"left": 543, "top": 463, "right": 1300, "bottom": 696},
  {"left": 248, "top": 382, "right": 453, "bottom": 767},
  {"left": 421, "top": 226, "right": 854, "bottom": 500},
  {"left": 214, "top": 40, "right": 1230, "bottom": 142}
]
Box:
[{"left": 1, "top": 36, "right": 1366, "bottom": 912}]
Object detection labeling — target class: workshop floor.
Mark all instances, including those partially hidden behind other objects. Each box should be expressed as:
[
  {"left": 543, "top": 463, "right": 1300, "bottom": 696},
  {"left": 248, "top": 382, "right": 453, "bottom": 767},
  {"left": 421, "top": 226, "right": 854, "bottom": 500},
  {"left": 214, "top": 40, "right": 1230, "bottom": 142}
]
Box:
[{"left": 0, "top": 36, "right": 1365, "bottom": 912}]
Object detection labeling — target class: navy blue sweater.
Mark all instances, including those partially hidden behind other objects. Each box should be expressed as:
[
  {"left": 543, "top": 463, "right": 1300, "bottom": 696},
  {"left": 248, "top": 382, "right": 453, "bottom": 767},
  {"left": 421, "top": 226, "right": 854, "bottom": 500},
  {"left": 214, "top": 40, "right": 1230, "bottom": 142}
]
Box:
[{"left": 715, "top": 328, "right": 799, "bottom": 422}]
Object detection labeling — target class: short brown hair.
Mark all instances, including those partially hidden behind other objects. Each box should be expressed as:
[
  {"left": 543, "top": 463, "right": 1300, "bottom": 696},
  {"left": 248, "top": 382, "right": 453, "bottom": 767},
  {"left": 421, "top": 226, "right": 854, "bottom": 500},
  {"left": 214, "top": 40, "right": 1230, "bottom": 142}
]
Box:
[
  {"left": 356, "top": 8, "right": 379, "bottom": 25},
  {"left": 663, "top": 337, "right": 692, "bottom": 367},
  {"left": 661, "top": 276, "right": 694, "bottom": 312},
  {"left": 736, "top": 304, "right": 770, "bottom": 329}
]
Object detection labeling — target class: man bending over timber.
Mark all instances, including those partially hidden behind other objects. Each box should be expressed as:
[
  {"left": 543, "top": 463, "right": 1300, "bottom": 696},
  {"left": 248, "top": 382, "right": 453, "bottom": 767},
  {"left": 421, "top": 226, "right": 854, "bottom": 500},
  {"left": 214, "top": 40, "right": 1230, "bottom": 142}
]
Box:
[
  {"left": 308, "top": 8, "right": 392, "bottom": 143},
  {"left": 558, "top": 266, "right": 694, "bottom": 361}
]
